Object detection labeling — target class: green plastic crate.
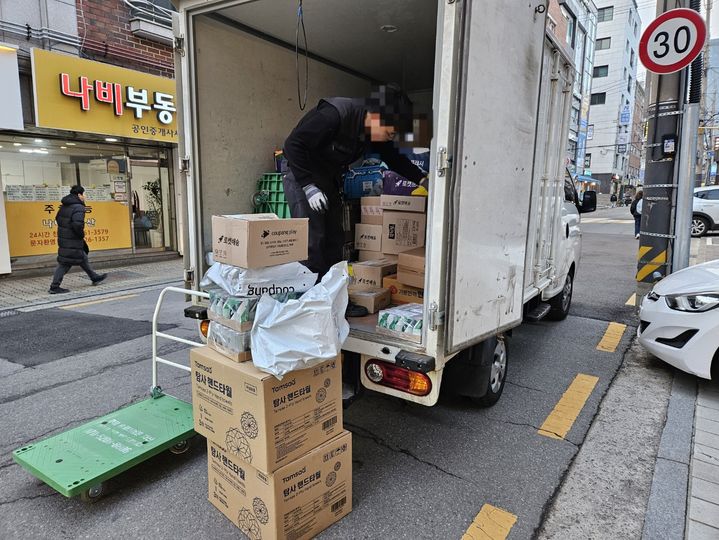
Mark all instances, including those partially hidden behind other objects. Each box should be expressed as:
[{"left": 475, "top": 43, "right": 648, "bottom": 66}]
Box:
[{"left": 254, "top": 173, "right": 291, "bottom": 218}]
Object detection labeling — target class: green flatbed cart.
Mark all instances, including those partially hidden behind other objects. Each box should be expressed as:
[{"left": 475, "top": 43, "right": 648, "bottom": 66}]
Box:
[{"left": 12, "top": 287, "right": 209, "bottom": 501}]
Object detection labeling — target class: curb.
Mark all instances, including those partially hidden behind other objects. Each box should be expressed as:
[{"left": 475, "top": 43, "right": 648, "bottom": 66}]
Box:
[{"left": 642, "top": 370, "right": 697, "bottom": 539}]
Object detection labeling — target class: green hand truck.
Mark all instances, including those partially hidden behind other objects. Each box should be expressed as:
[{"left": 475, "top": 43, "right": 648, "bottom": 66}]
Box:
[{"left": 12, "top": 287, "right": 209, "bottom": 501}]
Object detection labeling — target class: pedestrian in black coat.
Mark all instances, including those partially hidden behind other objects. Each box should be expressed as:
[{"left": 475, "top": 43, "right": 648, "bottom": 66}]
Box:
[{"left": 49, "top": 185, "right": 106, "bottom": 294}]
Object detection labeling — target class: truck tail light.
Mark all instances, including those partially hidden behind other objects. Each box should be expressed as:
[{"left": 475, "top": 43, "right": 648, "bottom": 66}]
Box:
[
  {"left": 200, "top": 319, "right": 210, "bottom": 337},
  {"left": 364, "top": 360, "right": 432, "bottom": 396}
]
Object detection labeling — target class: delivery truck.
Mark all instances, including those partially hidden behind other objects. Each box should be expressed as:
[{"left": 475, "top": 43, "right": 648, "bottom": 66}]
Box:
[{"left": 172, "top": 0, "right": 596, "bottom": 407}]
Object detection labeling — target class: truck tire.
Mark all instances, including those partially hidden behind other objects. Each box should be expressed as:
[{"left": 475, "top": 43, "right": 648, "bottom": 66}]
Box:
[
  {"left": 471, "top": 337, "right": 508, "bottom": 407},
  {"left": 547, "top": 272, "right": 573, "bottom": 321},
  {"left": 442, "top": 336, "right": 508, "bottom": 407}
]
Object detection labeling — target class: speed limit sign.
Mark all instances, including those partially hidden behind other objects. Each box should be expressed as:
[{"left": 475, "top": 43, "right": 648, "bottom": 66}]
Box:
[{"left": 639, "top": 8, "right": 706, "bottom": 74}]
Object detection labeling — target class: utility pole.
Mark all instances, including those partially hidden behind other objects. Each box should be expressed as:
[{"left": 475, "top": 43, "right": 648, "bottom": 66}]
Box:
[
  {"left": 673, "top": 0, "right": 704, "bottom": 271},
  {"left": 636, "top": 0, "right": 688, "bottom": 294},
  {"left": 637, "top": 0, "right": 706, "bottom": 287}
]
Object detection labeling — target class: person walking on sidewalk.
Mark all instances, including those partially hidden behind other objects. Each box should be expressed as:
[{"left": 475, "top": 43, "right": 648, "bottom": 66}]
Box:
[
  {"left": 630, "top": 191, "right": 643, "bottom": 239},
  {"left": 49, "top": 185, "right": 106, "bottom": 294},
  {"left": 610, "top": 193, "right": 617, "bottom": 208}
]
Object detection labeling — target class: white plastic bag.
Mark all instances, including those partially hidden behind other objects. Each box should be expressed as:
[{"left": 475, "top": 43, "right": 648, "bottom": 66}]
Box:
[
  {"left": 251, "top": 262, "right": 349, "bottom": 378},
  {"left": 200, "top": 261, "right": 317, "bottom": 297}
]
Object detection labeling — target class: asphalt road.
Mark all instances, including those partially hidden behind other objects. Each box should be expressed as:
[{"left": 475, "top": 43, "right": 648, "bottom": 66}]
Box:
[{"left": 0, "top": 208, "right": 642, "bottom": 539}]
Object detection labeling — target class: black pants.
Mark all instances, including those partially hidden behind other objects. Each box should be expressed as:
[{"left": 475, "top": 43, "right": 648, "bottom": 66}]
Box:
[
  {"left": 50, "top": 253, "right": 100, "bottom": 288},
  {"left": 283, "top": 172, "right": 344, "bottom": 278}
]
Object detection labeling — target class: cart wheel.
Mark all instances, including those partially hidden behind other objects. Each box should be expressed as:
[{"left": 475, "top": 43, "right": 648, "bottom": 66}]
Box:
[
  {"left": 80, "top": 483, "right": 104, "bottom": 503},
  {"left": 170, "top": 439, "right": 190, "bottom": 455}
]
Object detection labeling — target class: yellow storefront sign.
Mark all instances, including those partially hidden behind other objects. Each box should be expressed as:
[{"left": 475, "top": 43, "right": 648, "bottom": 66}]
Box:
[
  {"left": 31, "top": 49, "right": 178, "bottom": 143},
  {"left": 5, "top": 201, "right": 132, "bottom": 257}
]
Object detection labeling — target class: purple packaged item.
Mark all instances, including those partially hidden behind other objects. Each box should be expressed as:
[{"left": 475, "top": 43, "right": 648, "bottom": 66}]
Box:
[{"left": 382, "top": 170, "right": 419, "bottom": 196}]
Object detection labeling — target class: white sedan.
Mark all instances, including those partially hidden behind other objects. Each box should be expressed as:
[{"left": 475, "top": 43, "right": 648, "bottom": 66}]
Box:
[{"left": 638, "top": 260, "right": 719, "bottom": 379}]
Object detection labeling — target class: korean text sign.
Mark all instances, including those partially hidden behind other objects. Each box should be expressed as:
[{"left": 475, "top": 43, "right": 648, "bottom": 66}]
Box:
[
  {"left": 31, "top": 49, "right": 178, "bottom": 143},
  {"left": 5, "top": 201, "right": 131, "bottom": 257}
]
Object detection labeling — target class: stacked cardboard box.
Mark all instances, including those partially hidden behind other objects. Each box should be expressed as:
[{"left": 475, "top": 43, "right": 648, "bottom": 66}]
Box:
[
  {"left": 198, "top": 213, "right": 353, "bottom": 537},
  {"left": 192, "top": 347, "right": 351, "bottom": 539},
  {"left": 208, "top": 214, "right": 309, "bottom": 362},
  {"left": 353, "top": 188, "right": 427, "bottom": 319}
]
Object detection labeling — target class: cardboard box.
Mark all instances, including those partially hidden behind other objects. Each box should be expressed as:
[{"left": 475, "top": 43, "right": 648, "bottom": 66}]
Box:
[
  {"left": 380, "top": 195, "right": 426, "bottom": 213},
  {"left": 397, "top": 247, "right": 426, "bottom": 289},
  {"left": 382, "top": 211, "right": 426, "bottom": 254},
  {"left": 383, "top": 274, "right": 425, "bottom": 305},
  {"left": 352, "top": 260, "right": 397, "bottom": 290},
  {"left": 348, "top": 287, "right": 391, "bottom": 314},
  {"left": 358, "top": 250, "right": 397, "bottom": 263},
  {"left": 360, "top": 196, "right": 383, "bottom": 225},
  {"left": 354, "top": 223, "right": 383, "bottom": 252},
  {"left": 207, "top": 431, "right": 352, "bottom": 540},
  {"left": 212, "top": 214, "right": 308, "bottom": 269},
  {"left": 191, "top": 346, "right": 342, "bottom": 472}
]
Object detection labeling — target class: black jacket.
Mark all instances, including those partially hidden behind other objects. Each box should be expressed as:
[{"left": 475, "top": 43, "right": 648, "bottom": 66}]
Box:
[
  {"left": 283, "top": 98, "right": 424, "bottom": 192},
  {"left": 56, "top": 194, "right": 87, "bottom": 264},
  {"left": 630, "top": 198, "right": 641, "bottom": 218}
]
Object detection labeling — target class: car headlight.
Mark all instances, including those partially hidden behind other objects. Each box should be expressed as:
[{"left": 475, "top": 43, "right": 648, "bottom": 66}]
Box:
[{"left": 665, "top": 293, "right": 719, "bottom": 312}]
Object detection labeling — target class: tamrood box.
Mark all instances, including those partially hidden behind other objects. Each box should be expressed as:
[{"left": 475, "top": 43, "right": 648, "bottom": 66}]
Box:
[
  {"left": 360, "top": 196, "right": 383, "bottom": 225},
  {"left": 212, "top": 214, "right": 308, "bottom": 269},
  {"left": 348, "top": 287, "right": 391, "bottom": 314},
  {"left": 397, "top": 247, "right": 425, "bottom": 289},
  {"left": 354, "top": 223, "right": 383, "bottom": 252},
  {"left": 380, "top": 195, "right": 426, "bottom": 213},
  {"left": 382, "top": 211, "right": 426, "bottom": 255},
  {"left": 190, "top": 346, "right": 342, "bottom": 473},
  {"left": 352, "top": 260, "right": 397, "bottom": 290},
  {"left": 383, "top": 274, "right": 425, "bottom": 304},
  {"left": 207, "top": 431, "right": 352, "bottom": 540}
]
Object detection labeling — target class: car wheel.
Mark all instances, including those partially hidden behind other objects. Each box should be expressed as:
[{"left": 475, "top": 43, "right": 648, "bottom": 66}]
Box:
[
  {"left": 471, "top": 338, "right": 508, "bottom": 408},
  {"left": 547, "top": 272, "right": 573, "bottom": 321},
  {"left": 691, "top": 216, "right": 709, "bottom": 238}
]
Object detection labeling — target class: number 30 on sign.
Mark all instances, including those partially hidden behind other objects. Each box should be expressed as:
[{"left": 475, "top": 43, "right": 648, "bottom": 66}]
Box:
[{"left": 639, "top": 8, "right": 706, "bottom": 74}]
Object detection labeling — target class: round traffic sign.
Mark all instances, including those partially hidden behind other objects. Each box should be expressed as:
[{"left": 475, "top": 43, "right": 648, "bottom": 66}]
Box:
[{"left": 639, "top": 8, "right": 706, "bottom": 74}]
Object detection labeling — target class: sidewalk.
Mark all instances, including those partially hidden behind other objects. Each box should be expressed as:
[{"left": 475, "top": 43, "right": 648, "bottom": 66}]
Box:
[
  {"left": 687, "top": 235, "right": 719, "bottom": 539},
  {"left": 0, "top": 257, "right": 184, "bottom": 311}
]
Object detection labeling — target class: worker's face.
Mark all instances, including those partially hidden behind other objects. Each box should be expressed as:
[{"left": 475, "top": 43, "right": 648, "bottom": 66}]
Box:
[{"left": 364, "top": 112, "right": 397, "bottom": 142}]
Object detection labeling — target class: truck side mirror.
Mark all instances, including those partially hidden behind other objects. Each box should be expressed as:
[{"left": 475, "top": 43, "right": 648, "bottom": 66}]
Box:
[{"left": 579, "top": 190, "right": 597, "bottom": 213}]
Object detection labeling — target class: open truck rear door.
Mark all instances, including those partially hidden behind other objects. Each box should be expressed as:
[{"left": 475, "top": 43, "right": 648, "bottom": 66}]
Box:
[{"left": 444, "top": 1, "right": 547, "bottom": 354}]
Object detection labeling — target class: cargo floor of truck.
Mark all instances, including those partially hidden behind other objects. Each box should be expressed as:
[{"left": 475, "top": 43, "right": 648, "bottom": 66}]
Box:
[{"left": 13, "top": 394, "right": 194, "bottom": 498}]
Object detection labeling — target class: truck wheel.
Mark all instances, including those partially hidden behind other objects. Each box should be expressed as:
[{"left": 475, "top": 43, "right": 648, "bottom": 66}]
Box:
[
  {"left": 471, "top": 338, "right": 508, "bottom": 408},
  {"left": 547, "top": 272, "right": 573, "bottom": 321},
  {"left": 691, "top": 216, "right": 709, "bottom": 238}
]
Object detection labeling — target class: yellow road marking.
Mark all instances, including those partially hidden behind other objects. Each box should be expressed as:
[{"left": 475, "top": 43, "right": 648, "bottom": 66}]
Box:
[
  {"left": 637, "top": 246, "right": 652, "bottom": 260},
  {"left": 625, "top": 293, "right": 636, "bottom": 306},
  {"left": 596, "top": 322, "right": 627, "bottom": 352},
  {"left": 462, "top": 504, "right": 517, "bottom": 540},
  {"left": 60, "top": 294, "right": 137, "bottom": 309},
  {"left": 636, "top": 250, "right": 667, "bottom": 282},
  {"left": 538, "top": 374, "right": 599, "bottom": 440}
]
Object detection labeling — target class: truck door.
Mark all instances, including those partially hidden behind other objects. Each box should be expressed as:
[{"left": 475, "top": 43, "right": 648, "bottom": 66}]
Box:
[{"left": 444, "top": 1, "right": 547, "bottom": 354}]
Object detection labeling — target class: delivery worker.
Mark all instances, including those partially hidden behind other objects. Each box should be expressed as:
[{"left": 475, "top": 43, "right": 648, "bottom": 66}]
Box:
[
  {"left": 283, "top": 85, "right": 427, "bottom": 280},
  {"left": 48, "top": 185, "right": 107, "bottom": 294}
]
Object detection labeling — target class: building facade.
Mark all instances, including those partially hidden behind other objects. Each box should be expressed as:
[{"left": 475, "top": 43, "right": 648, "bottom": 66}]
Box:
[
  {"left": 0, "top": 0, "right": 179, "bottom": 275},
  {"left": 627, "top": 79, "right": 645, "bottom": 186},
  {"left": 585, "top": 0, "right": 641, "bottom": 194},
  {"left": 547, "top": 0, "right": 598, "bottom": 175},
  {"left": 702, "top": 38, "right": 719, "bottom": 185}
]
